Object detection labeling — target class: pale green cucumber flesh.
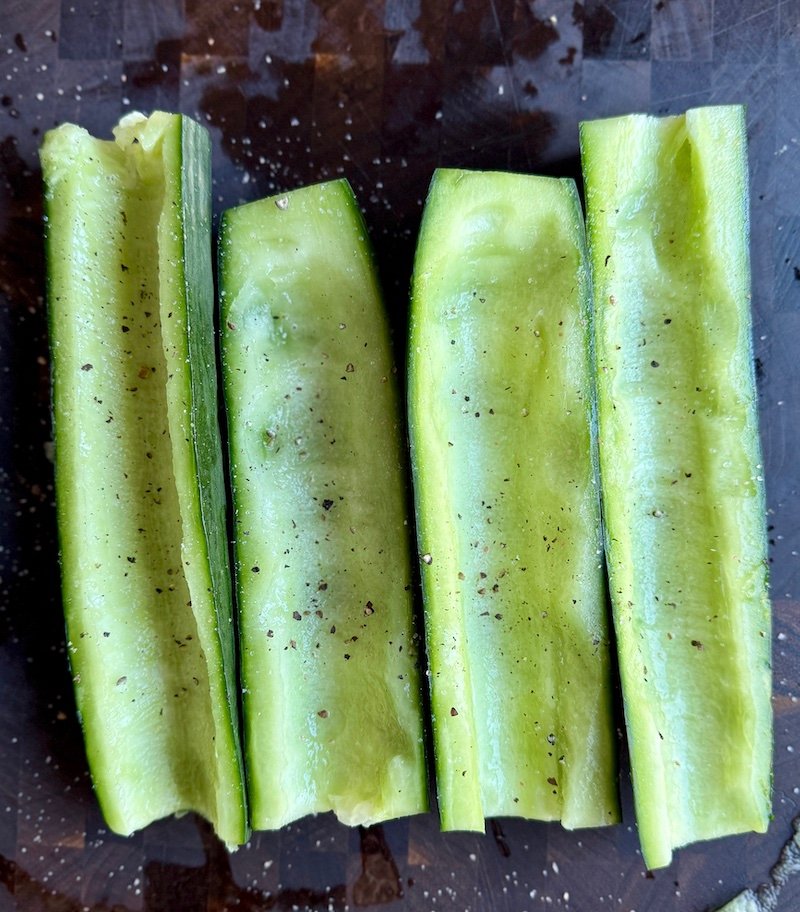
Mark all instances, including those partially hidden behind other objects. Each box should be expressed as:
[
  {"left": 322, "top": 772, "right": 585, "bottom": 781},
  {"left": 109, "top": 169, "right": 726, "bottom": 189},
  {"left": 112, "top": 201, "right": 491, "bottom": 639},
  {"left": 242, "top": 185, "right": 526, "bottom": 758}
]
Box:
[
  {"left": 580, "top": 105, "right": 771, "bottom": 869},
  {"left": 408, "top": 168, "right": 619, "bottom": 831},
  {"left": 41, "top": 113, "right": 247, "bottom": 846},
  {"left": 716, "top": 893, "right": 761, "bottom": 912},
  {"left": 220, "top": 179, "right": 428, "bottom": 829}
]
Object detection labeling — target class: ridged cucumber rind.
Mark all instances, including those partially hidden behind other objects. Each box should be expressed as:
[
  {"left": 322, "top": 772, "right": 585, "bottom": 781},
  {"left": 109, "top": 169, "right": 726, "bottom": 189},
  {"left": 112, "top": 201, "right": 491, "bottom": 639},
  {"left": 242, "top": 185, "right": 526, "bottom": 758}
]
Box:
[{"left": 164, "top": 115, "right": 249, "bottom": 846}]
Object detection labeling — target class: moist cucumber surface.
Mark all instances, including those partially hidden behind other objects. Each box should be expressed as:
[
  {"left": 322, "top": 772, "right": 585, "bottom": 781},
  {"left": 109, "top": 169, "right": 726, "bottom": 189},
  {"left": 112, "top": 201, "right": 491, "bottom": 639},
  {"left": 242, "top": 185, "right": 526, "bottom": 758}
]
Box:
[
  {"left": 408, "top": 168, "right": 620, "bottom": 832},
  {"left": 580, "top": 104, "right": 771, "bottom": 869},
  {"left": 41, "top": 112, "right": 247, "bottom": 846},
  {"left": 220, "top": 179, "right": 428, "bottom": 829}
]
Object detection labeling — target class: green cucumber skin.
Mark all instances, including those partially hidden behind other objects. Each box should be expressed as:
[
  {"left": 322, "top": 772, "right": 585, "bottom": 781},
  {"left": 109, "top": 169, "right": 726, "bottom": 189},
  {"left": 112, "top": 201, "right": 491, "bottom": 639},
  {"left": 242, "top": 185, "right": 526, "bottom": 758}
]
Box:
[
  {"left": 408, "top": 168, "right": 620, "bottom": 832},
  {"left": 581, "top": 105, "right": 771, "bottom": 869},
  {"left": 42, "top": 114, "right": 247, "bottom": 846},
  {"left": 220, "top": 179, "right": 428, "bottom": 830}
]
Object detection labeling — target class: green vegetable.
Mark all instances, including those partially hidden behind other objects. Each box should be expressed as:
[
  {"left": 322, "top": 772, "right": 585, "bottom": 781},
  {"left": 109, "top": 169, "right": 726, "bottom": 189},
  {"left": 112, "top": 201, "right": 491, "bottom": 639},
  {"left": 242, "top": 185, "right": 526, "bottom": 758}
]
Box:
[
  {"left": 715, "top": 892, "right": 761, "bottom": 912},
  {"left": 580, "top": 104, "right": 771, "bottom": 869},
  {"left": 408, "top": 168, "right": 620, "bottom": 831},
  {"left": 219, "top": 179, "right": 428, "bottom": 829},
  {"left": 41, "top": 112, "right": 248, "bottom": 847}
]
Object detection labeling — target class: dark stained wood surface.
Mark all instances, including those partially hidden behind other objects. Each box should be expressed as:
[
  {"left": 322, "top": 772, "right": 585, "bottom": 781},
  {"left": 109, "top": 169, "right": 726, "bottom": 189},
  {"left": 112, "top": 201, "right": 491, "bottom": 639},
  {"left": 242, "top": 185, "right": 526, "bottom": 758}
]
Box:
[{"left": 0, "top": 1, "right": 798, "bottom": 909}]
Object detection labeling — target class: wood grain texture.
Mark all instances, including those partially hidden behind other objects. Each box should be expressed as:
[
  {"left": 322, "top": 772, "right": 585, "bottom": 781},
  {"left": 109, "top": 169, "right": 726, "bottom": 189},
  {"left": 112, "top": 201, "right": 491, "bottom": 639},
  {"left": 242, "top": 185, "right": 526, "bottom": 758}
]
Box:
[{"left": 0, "top": 0, "right": 798, "bottom": 909}]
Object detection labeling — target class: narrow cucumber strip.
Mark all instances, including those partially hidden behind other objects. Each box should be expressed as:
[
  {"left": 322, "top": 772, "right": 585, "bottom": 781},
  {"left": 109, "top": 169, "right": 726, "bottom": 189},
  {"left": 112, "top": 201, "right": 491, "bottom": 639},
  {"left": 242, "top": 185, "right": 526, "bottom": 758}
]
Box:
[
  {"left": 220, "top": 179, "right": 428, "bottom": 829},
  {"left": 408, "top": 168, "right": 619, "bottom": 831},
  {"left": 41, "top": 113, "right": 247, "bottom": 846},
  {"left": 580, "top": 105, "right": 771, "bottom": 869}
]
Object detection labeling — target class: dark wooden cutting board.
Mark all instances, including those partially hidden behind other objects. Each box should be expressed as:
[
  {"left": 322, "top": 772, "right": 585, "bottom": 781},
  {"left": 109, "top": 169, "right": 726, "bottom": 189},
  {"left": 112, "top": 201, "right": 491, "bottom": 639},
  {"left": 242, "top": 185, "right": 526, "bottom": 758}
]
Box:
[{"left": 0, "top": 1, "right": 798, "bottom": 909}]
